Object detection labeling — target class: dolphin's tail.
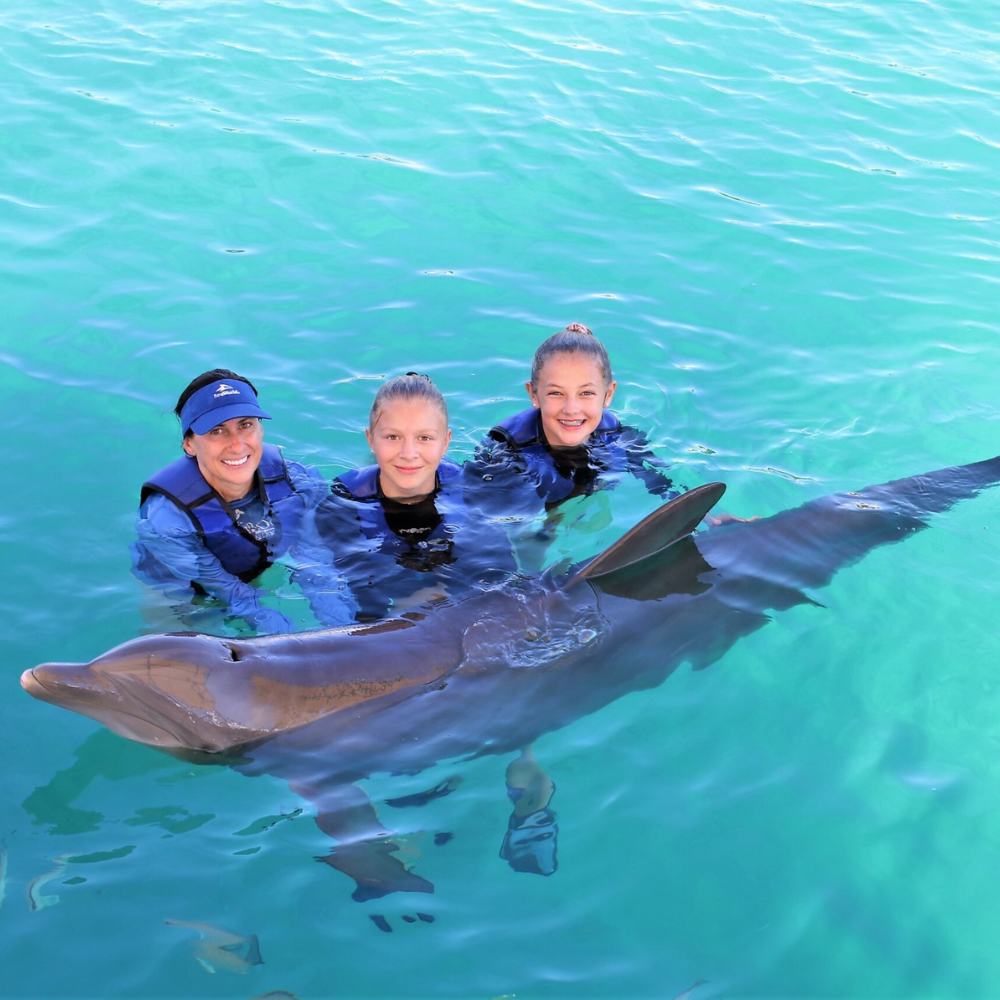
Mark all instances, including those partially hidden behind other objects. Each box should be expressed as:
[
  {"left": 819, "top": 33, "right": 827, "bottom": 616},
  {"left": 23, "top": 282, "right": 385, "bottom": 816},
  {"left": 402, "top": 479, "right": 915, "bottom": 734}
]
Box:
[{"left": 701, "top": 455, "right": 1000, "bottom": 593}]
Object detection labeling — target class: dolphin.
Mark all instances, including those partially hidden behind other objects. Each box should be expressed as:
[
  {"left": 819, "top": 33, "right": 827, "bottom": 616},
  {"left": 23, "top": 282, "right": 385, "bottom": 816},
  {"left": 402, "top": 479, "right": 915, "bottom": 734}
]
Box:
[{"left": 20, "top": 454, "right": 1000, "bottom": 900}]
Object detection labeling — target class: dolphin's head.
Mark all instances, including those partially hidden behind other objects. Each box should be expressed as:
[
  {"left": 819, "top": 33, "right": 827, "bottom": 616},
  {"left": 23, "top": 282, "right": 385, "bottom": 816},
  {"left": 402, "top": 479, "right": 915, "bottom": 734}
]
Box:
[{"left": 20, "top": 631, "right": 273, "bottom": 756}]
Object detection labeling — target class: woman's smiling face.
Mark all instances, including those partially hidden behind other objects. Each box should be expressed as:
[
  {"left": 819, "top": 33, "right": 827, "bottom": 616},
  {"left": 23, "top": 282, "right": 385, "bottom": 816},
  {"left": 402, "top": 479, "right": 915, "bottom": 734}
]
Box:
[
  {"left": 366, "top": 397, "right": 452, "bottom": 500},
  {"left": 526, "top": 350, "right": 617, "bottom": 448},
  {"left": 182, "top": 417, "right": 264, "bottom": 502}
]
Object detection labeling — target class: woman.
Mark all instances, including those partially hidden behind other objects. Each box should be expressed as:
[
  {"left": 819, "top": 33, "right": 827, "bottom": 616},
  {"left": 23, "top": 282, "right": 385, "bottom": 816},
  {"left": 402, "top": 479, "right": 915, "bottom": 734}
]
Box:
[
  {"left": 474, "top": 323, "right": 677, "bottom": 512},
  {"left": 300, "top": 372, "right": 515, "bottom": 623},
  {"left": 132, "top": 368, "right": 336, "bottom": 633}
]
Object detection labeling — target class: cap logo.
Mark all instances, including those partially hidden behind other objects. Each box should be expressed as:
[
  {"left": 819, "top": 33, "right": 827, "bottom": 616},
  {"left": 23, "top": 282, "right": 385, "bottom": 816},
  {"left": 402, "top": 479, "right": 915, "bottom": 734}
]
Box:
[{"left": 213, "top": 383, "right": 241, "bottom": 399}]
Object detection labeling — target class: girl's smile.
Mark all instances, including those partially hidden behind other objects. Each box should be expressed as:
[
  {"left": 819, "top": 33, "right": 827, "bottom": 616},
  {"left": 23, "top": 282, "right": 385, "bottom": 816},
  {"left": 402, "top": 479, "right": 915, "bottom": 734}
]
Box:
[{"left": 527, "top": 351, "right": 617, "bottom": 448}]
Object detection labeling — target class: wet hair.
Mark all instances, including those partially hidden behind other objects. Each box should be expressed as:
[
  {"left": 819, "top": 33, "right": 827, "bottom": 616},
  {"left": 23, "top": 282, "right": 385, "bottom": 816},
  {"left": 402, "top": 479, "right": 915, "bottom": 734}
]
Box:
[
  {"left": 174, "top": 369, "right": 259, "bottom": 437},
  {"left": 369, "top": 371, "right": 449, "bottom": 429},
  {"left": 529, "top": 323, "right": 613, "bottom": 387}
]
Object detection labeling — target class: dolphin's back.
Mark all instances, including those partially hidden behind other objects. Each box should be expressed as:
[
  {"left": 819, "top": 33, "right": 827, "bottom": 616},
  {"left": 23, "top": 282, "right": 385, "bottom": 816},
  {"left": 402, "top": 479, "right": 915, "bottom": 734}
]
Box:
[
  {"left": 20, "top": 454, "right": 1000, "bottom": 768},
  {"left": 699, "top": 455, "right": 1000, "bottom": 593}
]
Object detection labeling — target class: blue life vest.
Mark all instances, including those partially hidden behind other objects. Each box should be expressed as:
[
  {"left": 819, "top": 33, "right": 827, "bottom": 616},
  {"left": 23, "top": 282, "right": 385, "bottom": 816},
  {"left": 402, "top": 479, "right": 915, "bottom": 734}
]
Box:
[
  {"left": 314, "top": 460, "right": 515, "bottom": 620},
  {"left": 486, "top": 407, "right": 626, "bottom": 506},
  {"left": 490, "top": 407, "right": 621, "bottom": 450},
  {"left": 331, "top": 460, "right": 465, "bottom": 548},
  {"left": 140, "top": 444, "right": 305, "bottom": 582}
]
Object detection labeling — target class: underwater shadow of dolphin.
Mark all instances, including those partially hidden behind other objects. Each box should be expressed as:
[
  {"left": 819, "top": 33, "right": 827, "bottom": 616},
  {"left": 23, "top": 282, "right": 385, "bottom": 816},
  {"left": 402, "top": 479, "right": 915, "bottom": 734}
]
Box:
[{"left": 21, "top": 454, "right": 1000, "bottom": 900}]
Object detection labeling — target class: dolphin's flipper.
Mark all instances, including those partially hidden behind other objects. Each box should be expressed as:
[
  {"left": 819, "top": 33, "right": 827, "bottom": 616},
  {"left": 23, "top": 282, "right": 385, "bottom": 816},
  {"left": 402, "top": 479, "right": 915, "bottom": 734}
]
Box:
[
  {"left": 291, "top": 778, "right": 435, "bottom": 901},
  {"left": 319, "top": 840, "right": 435, "bottom": 902},
  {"left": 566, "top": 482, "right": 726, "bottom": 587},
  {"left": 385, "top": 776, "right": 462, "bottom": 809}
]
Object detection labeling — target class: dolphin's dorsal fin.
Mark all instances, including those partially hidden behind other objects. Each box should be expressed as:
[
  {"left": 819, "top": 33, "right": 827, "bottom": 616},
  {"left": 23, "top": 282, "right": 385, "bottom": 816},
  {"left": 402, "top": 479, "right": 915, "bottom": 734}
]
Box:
[{"left": 563, "top": 482, "right": 726, "bottom": 588}]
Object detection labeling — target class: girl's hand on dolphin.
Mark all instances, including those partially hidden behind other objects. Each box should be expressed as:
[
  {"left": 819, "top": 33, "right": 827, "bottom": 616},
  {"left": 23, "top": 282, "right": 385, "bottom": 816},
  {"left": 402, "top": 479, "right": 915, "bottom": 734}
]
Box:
[
  {"left": 707, "top": 511, "right": 759, "bottom": 527},
  {"left": 393, "top": 585, "right": 451, "bottom": 611}
]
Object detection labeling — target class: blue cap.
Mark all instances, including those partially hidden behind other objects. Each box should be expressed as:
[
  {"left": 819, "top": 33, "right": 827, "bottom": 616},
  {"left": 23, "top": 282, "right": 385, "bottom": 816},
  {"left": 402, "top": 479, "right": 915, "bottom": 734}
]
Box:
[{"left": 179, "top": 378, "right": 272, "bottom": 435}]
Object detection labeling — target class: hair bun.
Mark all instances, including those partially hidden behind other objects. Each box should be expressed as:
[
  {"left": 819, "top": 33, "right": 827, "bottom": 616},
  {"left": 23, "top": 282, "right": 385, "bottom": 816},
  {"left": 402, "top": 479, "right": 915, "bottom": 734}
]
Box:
[{"left": 563, "top": 322, "right": 593, "bottom": 336}]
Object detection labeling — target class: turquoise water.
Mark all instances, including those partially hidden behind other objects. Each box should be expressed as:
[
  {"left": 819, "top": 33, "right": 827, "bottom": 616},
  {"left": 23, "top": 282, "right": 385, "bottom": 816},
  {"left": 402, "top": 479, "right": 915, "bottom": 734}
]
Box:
[{"left": 2, "top": 0, "right": 999, "bottom": 996}]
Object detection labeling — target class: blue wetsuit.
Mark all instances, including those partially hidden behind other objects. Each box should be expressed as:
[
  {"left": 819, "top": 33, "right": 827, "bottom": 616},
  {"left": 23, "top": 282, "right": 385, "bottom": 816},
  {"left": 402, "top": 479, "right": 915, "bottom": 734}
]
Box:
[
  {"left": 470, "top": 407, "right": 676, "bottom": 513},
  {"left": 299, "top": 460, "right": 517, "bottom": 623},
  {"left": 132, "top": 446, "right": 345, "bottom": 633}
]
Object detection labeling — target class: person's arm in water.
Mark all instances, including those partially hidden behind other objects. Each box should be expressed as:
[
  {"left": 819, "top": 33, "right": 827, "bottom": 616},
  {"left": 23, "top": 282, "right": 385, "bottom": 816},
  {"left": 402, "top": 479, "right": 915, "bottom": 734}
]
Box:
[
  {"left": 133, "top": 494, "right": 292, "bottom": 634},
  {"left": 614, "top": 428, "right": 753, "bottom": 522},
  {"left": 465, "top": 435, "right": 552, "bottom": 519},
  {"left": 284, "top": 459, "right": 331, "bottom": 514},
  {"left": 617, "top": 424, "right": 679, "bottom": 499},
  {"left": 281, "top": 460, "right": 360, "bottom": 626},
  {"left": 289, "top": 491, "right": 360, "bottom": 627}
]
